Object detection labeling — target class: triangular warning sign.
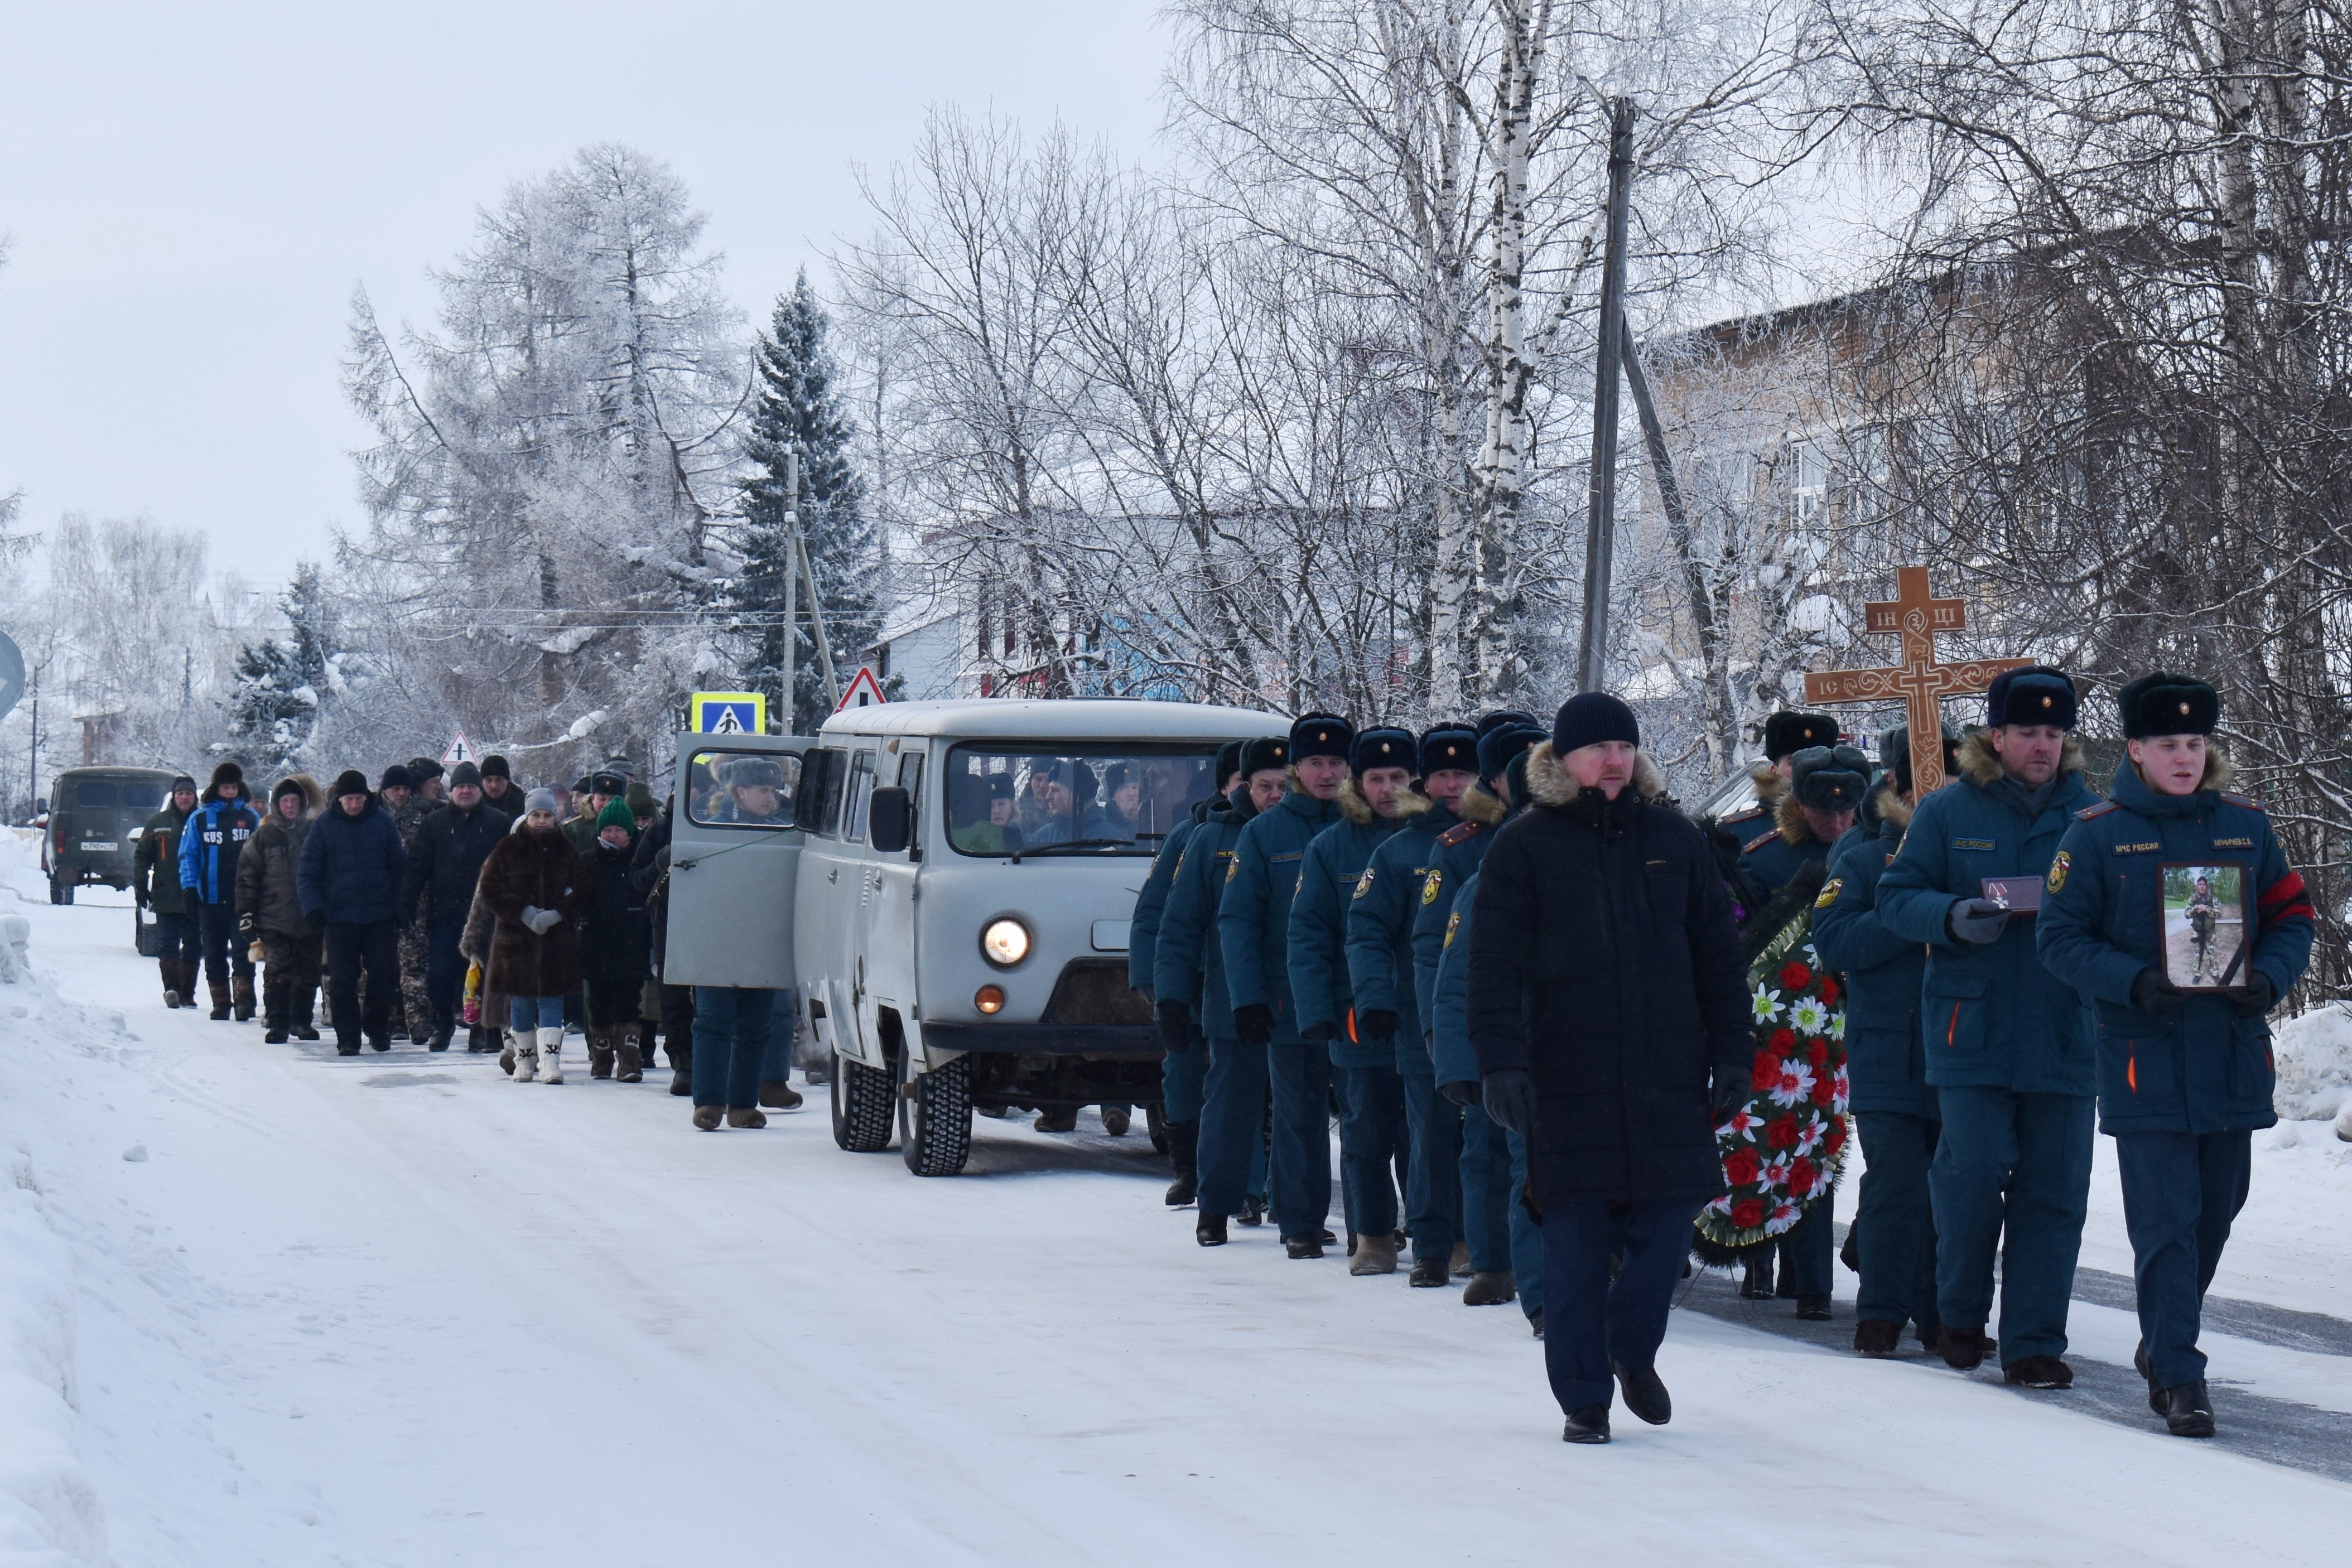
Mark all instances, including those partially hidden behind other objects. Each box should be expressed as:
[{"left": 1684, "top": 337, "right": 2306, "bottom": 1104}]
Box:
[
  {"left": 836, "top": 667, "right": 888, "bottom": 711},
  {"left": 712, "top": 706, "right": 746, "bottom": 733},
  {"left": 442, "top": 731, "right": 478, "bottom": 765}
]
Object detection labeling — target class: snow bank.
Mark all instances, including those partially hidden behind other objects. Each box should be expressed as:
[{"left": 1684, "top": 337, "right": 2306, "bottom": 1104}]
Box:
[{"left": 2272, "top": 1003, "right": 2352, "bottom": 1121}]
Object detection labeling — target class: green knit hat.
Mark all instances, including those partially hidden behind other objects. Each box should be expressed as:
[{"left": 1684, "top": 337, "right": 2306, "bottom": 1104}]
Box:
[{"left": 595, "top": 798, "right": 637, "bottom": 834}]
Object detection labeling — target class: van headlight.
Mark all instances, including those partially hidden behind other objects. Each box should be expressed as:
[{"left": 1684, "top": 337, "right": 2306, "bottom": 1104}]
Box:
[{"left": 980, "top": 917, "right": 1031, "bottom": 968}]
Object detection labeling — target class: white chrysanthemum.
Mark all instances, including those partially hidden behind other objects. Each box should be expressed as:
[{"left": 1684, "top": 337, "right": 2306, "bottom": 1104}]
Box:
[
  {"left": 1790, "top": 997, "right": 1828, "bottom": 1034},
  {"left": 1767, "top": 1060, "right": 1816, "bottom": 1108},
  {"left": 1752, "top": 986, "right": 1784, "bottom": 1024}
]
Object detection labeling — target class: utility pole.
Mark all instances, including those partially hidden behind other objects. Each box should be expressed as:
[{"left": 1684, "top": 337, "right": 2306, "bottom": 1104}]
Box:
[
  {"left": 1577, "top": 96, "right": 1637, "bottom": 694},
  {"left": 782, "top": 451, "right": 798, "bottom": 734}
]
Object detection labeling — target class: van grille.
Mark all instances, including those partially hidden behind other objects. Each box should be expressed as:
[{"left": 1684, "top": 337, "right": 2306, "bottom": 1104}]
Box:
[{"left": 1040, "top": 960, "right": 1153, "bottom": 1027}]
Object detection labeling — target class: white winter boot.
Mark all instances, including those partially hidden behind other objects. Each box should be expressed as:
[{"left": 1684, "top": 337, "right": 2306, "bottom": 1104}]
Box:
[
  {"left": 510, "top": 1029, "right": 538, "bottom": 1082},
  {"left": 536, "top": 1026, "right": 565, "bottom": 1083}
]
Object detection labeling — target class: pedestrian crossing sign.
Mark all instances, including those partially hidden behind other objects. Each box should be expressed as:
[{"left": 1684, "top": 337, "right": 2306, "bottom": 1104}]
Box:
[{"left": 689, "top": 692, "right": 766, "bottom": 735}]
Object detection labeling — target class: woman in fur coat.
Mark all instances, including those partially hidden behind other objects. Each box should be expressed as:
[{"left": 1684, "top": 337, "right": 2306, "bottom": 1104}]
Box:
[{"left": 478, "top": 792, "right": 589, "bottom": 1083}]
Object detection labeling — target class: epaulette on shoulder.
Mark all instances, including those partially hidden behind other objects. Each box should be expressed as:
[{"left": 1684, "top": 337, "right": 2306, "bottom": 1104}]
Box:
[
  {"left": 1437, "top": 821, "right": 1481, "bottom": 848},
  {"left": 1742, "top": 828, "right": 1780, "bottom": 854},
  {"left": 1719, "top": 807, "right": 1766, "bottom": 829},
  {"left": 2220, "top": 791, "right": 2264, "bottom": 812},
  {"left": 2074, "top": 800, "right": 2119, "bottom": 821}
]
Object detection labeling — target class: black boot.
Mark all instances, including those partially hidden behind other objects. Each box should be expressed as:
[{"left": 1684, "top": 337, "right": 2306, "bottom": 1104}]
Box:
[
  {"left": 1237, "top": 1195, "right": 1265, "bottom": 1227},
  {"left": 292, "top": 990, "right": 320, "bottom": 1041},
  {"left": 208, "top": 974, "right": 233, "bottom": 1021},
  {"left": 1163, "top": 1120, "right": 1199, "bottom": 1207},
  {"left": 1613, "top": 1361, "right": 1672, "bottom": 1426},
  {"left": 2133, "top": 1339, "right": 2165, "bottom": 1416},
  {"left": 1739, "top": 1251, "right": 1775, "bottom": 1299},
  {"left": 2162, "top": 1379, "right": 2215, "bottom": 1437},
  {"left": 1561, "top": 1406, "right": 1611, "bottom": 1444},
  {"left": 1284, "top": 1235, "right": 1324, "bottom": 1260},
  {"left": 668, "top": 1040, "right": 694, "bottom": 1097},
  {"left": 262, "top": 982, "right": 290, "bottom": 1045},
  {"left": 1796, "top": 1294, "right": 1833, "bottom": 1322},
  {"left": 1409, "top": 1255, "right": 1449, "bottom": 1288},
  {"left": 232, "top": 973, "right": 257, "bottom": 1022},
  {"left": 1196, "top": 1213, "right": 1228, "bottom": 1247}
]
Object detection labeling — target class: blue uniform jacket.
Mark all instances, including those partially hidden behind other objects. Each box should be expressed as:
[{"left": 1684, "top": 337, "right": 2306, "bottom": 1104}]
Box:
[
  {"left": 1810, "top": 781, "right": 1936, "bottom": 1118},
  {"left": 1876, "top": 735, "right": 2101, "bottom": 1095},
  {"left": 1152, "top": 788, "right": 1259, "bottom": 1037},
  {"left": 1409, "top": 784, "right": 1512, "bottom": 1055},
  {"left": 1290, "top": 783, "right": 1411, "bottom": 1067},
  {"left": 1219, "top": 785, "right": 1339, "bottom": 1045},
  {"left": 1344, "top": 798, "right": 1461, "bottom": 1072},
  {"left": 1738, "top": 798, "right": 1834, "bottom": 903},
  {"left": 1128, "top": 799, "right": 1209, "bottom": 993},
  {"left": 178, "top": 793, "right": 260, "bottom": 906},
  {"left": 2037, "top": 759, "right": 2315, "bottom": 1134},
  {"left": 1428, "top": 867, "right": 1481, "bottom": 1089}
]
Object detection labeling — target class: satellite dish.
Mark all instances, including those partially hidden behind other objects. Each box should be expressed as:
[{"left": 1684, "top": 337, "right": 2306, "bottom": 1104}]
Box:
[{"left": 0, "top": 631, "right": 22, "bottom": 725}]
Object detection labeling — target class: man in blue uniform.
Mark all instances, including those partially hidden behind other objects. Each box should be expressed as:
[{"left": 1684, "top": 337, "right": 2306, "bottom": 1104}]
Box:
[
  {"left": 1877, "top": 665, "right": 2100, "bottom": 1388},
  {"left": 1290, "top": 726, "right": 1418, "bottom": 1273},
  {"left": 1395, "top": 718, "right": 1544, "bottom": 1289},
  {"left": 2038, "top": 673, "right": 2314, "bottom": 1436},
  {"left": 1715, "top": 711, "right": 1842, "bottom": 867},
  {"left": 1812, "top": 722, "right": 1957, "bottom": 1355},
  {"left": 1130, "top": 740, "right": 1246, "bottom": 1206},
  {"left": 1156, "top": 736, "right": 1289, "bottom": 1245},
  {"left": 1222, "top": 715, "right": 1352, "bottom": 1258}
]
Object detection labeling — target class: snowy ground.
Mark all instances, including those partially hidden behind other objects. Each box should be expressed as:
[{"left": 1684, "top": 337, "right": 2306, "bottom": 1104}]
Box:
[{"left": 0, "top": 828, "right": 2345, "bottom": 1566}]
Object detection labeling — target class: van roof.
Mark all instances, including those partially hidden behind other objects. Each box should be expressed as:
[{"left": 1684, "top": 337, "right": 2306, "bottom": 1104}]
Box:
[
  {"left": 52, "top": 766, "right": 182, "bottom": 782},
  {"left": 816, "top": 698, "right": 1290, "bottom": 744}
]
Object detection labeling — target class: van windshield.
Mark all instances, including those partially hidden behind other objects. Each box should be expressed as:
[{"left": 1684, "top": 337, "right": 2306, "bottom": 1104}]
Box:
[{"left": 944, "top": 744, "right": 1221, "bottom": 857}]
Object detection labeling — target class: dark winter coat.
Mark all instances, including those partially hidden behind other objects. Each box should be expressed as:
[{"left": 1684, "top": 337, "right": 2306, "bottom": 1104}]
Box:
[
  {"left": 297, "top": 794, "right": 408, "bottom": 927},
  {"left": 580, "top": 838, "right": 651, "bottom": 998},
  {"left": 1429, "top": 866, "right": 1482, "bottom": 1091},
  {"left": 1128, "top": 798, "right": 1212, "bottom": 994},
  {"left": 1342, "top": 793, "right": 1469, "bottom": 1073},
  {"left": 1289, "top": 780, "right": 1413, "bottom": 1065},
  {"left": 233, "top": 778, "right": 324, "bottom": 939},
  {"left": 1218, "top": 780, "right": 1341, "bottom": 1045},
  {"left": 398, "top": 799, "right": 508, "bottom": 926},
  {"left": 1810, "top": 779, "right": 1936, "bottom": 1118},
  {"left": 133, "top": 803, "right": 194, "bottom": 914},
  {"left": 1466, "top": 743, "right": 1751, "bottom": 1204},
  {"left": 479, "top": 826, "right": 589, "bottom": 998},
  {"left": 476, "top": 779, "right": 527, "bottom": 823},
  {"left": 179, "top": 789, "right": 260, "bottom": 905},
  {"left": 1876, "top": 732, "right": 2101, "bottom": 1096},
  {"left": 1739, "top": 795, "right": 1837, "bottom": 904},
  {"left": 1404, "top": 783, "right": 1511, "bottom": 1049},
  {"left": 1151, "top": 786, "right": 1261, "bottom": 1037},
  {"left": 2038, "top": 754, "right": 2315, "bottom": 1134},
  {"left": 629, "top": 807, "right": 673, "bottom": 973}
]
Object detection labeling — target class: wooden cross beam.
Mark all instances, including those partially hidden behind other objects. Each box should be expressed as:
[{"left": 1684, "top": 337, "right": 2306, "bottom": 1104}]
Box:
[{"left": 1802, "top": 567, "right": 2030, "bottom": 796}]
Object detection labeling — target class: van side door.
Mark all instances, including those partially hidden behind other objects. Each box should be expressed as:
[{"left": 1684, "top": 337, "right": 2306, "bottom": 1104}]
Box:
[{"left": 664, "top": 735, "right": 816, "bottom": 990}]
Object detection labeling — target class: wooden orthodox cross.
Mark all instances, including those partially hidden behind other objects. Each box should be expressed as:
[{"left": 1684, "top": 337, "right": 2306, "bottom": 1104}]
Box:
[{"left": 1802, "top": 567, "right": 2031, "bottom": 796}]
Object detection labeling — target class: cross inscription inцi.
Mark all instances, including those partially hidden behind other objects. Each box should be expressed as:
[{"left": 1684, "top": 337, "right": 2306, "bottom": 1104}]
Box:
[{"left": 1802, "top": 567, "right": 2031, "bottom": 796}]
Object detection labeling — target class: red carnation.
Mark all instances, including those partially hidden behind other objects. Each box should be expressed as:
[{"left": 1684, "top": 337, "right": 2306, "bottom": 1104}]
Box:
[
  {"left": 1790, "top": 1156, "right": 1817, "bottom": 1196},
  {"left": 1765, "top": 1115, "right": 1799, "bottom": 1150},
  {"left": 1806, "top": 1039, "right": 1829, "bottom": 1067},
  {"left": 1779, "top": 959, "right": 1813, "bottom": 992},
  {"left": 1723, "top": 1149, "right": 1760, "bottom": 1186},
  {"left": 1810, "top": 1075, "right": 1837, "bottom": 1107},
  {"left": 1730, "top": 1198, "right": 1766, "bottom": 1230},
  {"left": 1824, "top": 1118, "right": 1847, "bottom": 1155},
  {"left": 1751, "top": 1050, "right": 1779, "bottom": 1091},
  {"left": 1770, "top": 1026, "right": 1797, "bottom": 1055},
  {"left": 1820, "top": 977, "right": 1841, "bottom": 1005}
]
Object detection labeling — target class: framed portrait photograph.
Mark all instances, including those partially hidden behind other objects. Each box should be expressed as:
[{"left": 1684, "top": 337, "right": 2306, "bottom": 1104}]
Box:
[{"left": 2160, "top": 863, "right": 2249, "bottom": 991}]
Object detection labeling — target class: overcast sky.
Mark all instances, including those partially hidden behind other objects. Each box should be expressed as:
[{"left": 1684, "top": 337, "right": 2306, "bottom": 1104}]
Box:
[{"left": 0, "top": 1, "right": 1168, "bottom": 588}]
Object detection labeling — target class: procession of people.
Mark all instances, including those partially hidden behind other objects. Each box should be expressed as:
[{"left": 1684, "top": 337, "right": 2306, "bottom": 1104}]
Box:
[{"left": 118, "top": 658, "right": 2313, "bottom": 1449}]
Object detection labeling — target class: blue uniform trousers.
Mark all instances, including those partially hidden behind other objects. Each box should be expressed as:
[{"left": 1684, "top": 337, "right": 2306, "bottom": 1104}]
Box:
[
  {"left": 1161, "top": 1033, "right": 1208, "bottom": 1124},
  {"left": 1459, "top": 1102, "right": 1516, "bottom": 1273},
  {"left": 691, "top": 985, "right": 773, "bottom": 1109},
  {"left": 1540, "top": 1195, "right": 1700, "bottom": 1412},
  {"left": 1197, "top": 1036, "right": 1270, "bottom": 1220},
  {"left": 152, "top": 910, "right": 201, "bottom": 966},
  {"left": 757, "top": 988, "right": 802, "bottom": 1081},
  {"left": 1400, "top": 1070, "right": 1461, "bottom": 1264},
  {"left": 1506, "top": 1128, "right": 1544, "bottom": 1320},
  {"left": 1267, "top": 1041, "right": 1333, "bottom": 1241},
  {"left": 2114, "top": 1128, "right": 2253, "bottom": 1388},
  {"left": 1336, "top": 1063, "right": 1404, "bottom": 1237},
  {"left": 1855, "top": 1111, "right": 1942, "bottom": 1338},
  {"left": 1778, "top": 1196, "right": 1837, "bottom": 1297},
  {"left": 1930, "top": 1087, "right": 2093, "bottom": 1364}
]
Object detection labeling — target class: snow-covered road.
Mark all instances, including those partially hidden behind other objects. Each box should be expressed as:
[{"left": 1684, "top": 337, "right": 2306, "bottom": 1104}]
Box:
[{"left": 1, "top": 831, "right": 2345, "bottom": 1566}]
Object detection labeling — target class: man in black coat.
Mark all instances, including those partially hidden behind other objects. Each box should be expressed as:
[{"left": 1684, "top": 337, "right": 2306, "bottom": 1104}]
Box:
[
  {"left": 1468, "top": 693, "right": 1752, "bottom": 1444},
  {"left": 298, "top": 770, "right": 408, "bottom": 1055},
  {"left": 398, "top": 762, "right": 507, "bottom": 1050}
]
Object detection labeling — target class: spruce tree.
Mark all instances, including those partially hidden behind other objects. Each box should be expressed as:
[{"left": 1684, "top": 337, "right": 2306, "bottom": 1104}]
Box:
[
  {"left": 226, "top": 562, "right": 334, "bottom": 776},
  {"left": 733, "top": 272, "right": 880, "bottom": 734}
]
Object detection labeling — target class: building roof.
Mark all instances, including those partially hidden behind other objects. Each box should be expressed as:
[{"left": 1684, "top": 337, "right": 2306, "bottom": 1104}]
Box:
[{"left": 817, "top": 697, "right": 1289, "bottom": 744}]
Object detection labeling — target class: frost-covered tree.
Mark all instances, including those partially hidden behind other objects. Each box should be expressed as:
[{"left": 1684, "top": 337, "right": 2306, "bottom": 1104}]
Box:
[
  {"left": 343, "top": 143, "right": 750, "bottom": 775},
  {"left": 730, "top": 272, "right": 881, "bottom": 734},
  {"left": 226, "top": 562, "right": 335, "bottom": 778}
]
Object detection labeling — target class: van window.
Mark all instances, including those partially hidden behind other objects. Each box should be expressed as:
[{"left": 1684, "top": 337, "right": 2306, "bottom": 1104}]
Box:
[
  {"left": 76, "top": 783, "right": 117, "bottom": 809},
  {"left": 898, "top": 755, "right": 924, "bottom": 859},
  {"left": 683, "top": 749, "right": 801, "bottom": 829},
  {"left": 844, "top": 752, "right": 876, "bottom": 844},
  {"left": 807, "top": 748, "right": 849, "bottom": 837},
  {"left": 944, "top": 743, "right": 1223, "bottom": 857}
]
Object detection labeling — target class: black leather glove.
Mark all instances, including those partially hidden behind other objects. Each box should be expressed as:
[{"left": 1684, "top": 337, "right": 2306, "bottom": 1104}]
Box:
[
  {"left": 1357, "top": 1007, "right": 1399, "bottom": 1043},
  {"left": 1232, "top": 1002, "right": 1274, "bottom": 1046},
  {"left": 1481, "top": 1067, "right": 1539, "bottom": 1137},
  {"left": 1438, "top": 1079, "right": 1480, "bottom": 1108},
  {"left": 135, "top": 889, "right": 149, "bottom": 911},
  {"left": 1709, "top": 1074, "right": 1747, "bottom": 1125},
  {"left": 1946, "top": 898, "right": 2011, "bottom": 947},
  {"left": 237, "top": 910, "right": 257, "bottom": 938},
  {"left": 1300, "top": 1020, "right": 1334, "bottom": 1043},
  {"left": 2230, "top": 971, "right": 2277, "bottom": 1019},
  {"left": 1157, "top": 1000, "right": 1192, "bottom": 1054},
  {"left": 2130, "top": 968, "right": 2183, "bottom": 1014}
]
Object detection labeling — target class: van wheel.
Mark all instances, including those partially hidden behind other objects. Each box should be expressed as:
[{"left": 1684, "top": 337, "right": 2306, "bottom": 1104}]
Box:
[
  {"left": 1146, "top": 1103, "right": 1168, "bottom": 1155},
  {"left": 50, "top": 878, "right": 72, "bottom": 906},
  {"left": 829, "top": 1050, "right": 893, "bottom": 1152},
  {"left": 899, "top": 1054, "right": 973, "bottom": 1177}
]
